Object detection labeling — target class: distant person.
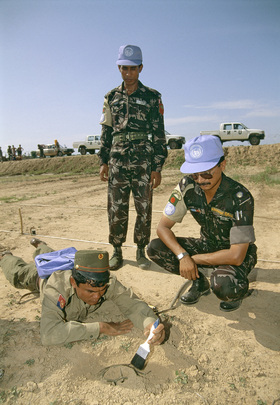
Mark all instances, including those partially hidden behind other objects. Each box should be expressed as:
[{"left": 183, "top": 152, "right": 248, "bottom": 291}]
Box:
[
  {"left": 0, "top": 240, "right": 165, "bottom": 346},
  {"left": 38, "top": 144, "right": 44, "bottom": 158},
  {"left": 0, "top": 147, "right": 3, "bottom": 162},
  {"left": 7, "top": 145, "right": 12, "bottom": 160},
  {"left": 54, "top": 139, "right": 60, "bottom": 150},
  {"left": 17, "top": 144, "right": 23, "bottom": 160},
  {"left": 12, "top": 145, "right": 16, "bottom": 160},
  {"left": 98, "top": 44, "right": 167, "bottom": 271},
  {"left": 147, "top": 135, "right": 257, "bottom": 312}
]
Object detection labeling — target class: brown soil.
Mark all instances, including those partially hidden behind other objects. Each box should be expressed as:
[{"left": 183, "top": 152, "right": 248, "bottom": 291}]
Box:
[{"left": 0, "top": 145, "right": 279, "bottom": 405}]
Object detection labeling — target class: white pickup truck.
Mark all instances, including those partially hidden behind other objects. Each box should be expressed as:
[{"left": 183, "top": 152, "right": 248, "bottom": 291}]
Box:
[
  {"left": 73, "top": 135, "right": 101, "bottom": 155},
  {"left": 74, "top": 132, "right": 186, "bottom": 154},
  {"left": 165, "top": 130, "right": 186, "bottom": 149},
  {"left": 200, "top": 122, "right": 265, "bottom": 145}
]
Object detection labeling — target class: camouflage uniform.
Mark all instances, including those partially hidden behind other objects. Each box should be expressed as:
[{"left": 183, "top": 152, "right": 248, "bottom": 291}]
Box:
[
  {"left": 98, "top": 81, "right": 167, "bottom": 247},
  {"left": 147, "top": 173, "right": 257, "bottom": 301}
]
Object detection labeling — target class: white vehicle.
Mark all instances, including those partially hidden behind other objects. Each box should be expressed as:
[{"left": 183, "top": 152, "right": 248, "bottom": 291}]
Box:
[
  {"left": 73, "top": 135, "right": 101, "bottom": 155},
  {"left": 200, "top": 122, "right": 265, "bottom": 145},
  {"left": 36, "top": 144, "right": 74, "bottom": 158},
  {"left": 165, "top": 130, "right": 186, "bottom": 149}
]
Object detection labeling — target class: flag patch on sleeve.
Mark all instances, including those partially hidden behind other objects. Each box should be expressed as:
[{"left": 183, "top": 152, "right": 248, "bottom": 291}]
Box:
[
  {"left": 168, "top": 190, "right": 181, "bottom": 206},
  {"left": 57, "top": 294, "right": 66, "bottom": 310}
]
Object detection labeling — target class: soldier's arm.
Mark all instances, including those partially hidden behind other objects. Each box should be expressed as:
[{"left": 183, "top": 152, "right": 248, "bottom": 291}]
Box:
[
  {"left": 107, "top": 278, "right": 157, "bottom": 331},
  {"left": 150, "top": 95, "right": 167, "bottom": 172},
  {"left": 98, "top": 125, "right": 113, "bottom": 166},
  {"left": 191, "top": 243, "right": 250, "bottom": 267}
]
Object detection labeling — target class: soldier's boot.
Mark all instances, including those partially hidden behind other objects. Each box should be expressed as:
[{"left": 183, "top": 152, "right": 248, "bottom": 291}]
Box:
[
  {"left": 136, "top": 246, "right": 151, "bottom": 270},
  {"left": 219, "top": 299, "right": 242, "bottom": 312},
  {"left": 180, "top": 272, "right": 210, "bottom": 305},
  {"left": 30, "top": 238, "right": 46, "bottom": 248},
  {"left": 109, "top": 247, "right": 123, "bottom": 271}
]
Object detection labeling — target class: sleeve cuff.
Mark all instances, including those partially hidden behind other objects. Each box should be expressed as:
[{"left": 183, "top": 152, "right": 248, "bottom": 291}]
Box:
[{"left": 84, "top": 322, "right": 100, "bottom": 340}]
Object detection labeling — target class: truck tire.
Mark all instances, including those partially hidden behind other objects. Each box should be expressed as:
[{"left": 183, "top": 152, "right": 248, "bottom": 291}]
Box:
[
  {"left": 57, "top": 151, "right": 63, "bottom": 157},
  {"left": 89, "top": 150, "right": 95, "bottom": 155},
  {"left": 249, "top": 136, "right": 260, "bottom": 146},
  {"left": 169, "top": 140, "right": 178, "bottom": 149},
  {"left": 80, "top": 146, "right": 87, "bottom": 155}
]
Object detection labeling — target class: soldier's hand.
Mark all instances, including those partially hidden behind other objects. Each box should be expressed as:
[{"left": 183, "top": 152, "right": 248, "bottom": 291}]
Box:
[
  {"left": 144, "top": 322, "right": 165, "bottom": 345},
  {"left": 99, "top": 164, "right": 109, "bottom": 182},
  {"left": 150, "top": 171, "right": 161, "bottom": 189},
  {"left": 179, "top": 256, "right": 199, "bottom": 280},
  {"left": 99, "top": 319, "right": 133, "bottom": 336}
]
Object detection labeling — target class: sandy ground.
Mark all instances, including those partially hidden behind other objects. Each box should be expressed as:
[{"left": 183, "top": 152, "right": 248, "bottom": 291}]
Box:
[{"left": 0, "top": 147, "right": 279, "bottom": 405}]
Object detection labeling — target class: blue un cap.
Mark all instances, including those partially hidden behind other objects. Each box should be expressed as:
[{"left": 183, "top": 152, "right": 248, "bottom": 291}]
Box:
[
  {"left": 116, "top": 45, "right": 143, "bottom": 66},
  {"left": 180, "top": 135, "right": 224, "bottom": 174}
]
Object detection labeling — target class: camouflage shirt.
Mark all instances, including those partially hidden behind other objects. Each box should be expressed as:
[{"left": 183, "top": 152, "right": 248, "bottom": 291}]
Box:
[
  {"left": 163, "top": 173, "right": 256, "bottom": 250},
  {"left": 98, "top": 81, "right": 167, "bottom": 172}
]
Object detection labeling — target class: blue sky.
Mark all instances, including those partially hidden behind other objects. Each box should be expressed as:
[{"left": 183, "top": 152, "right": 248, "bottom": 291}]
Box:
[{"left": 0, "top": 0, "right": 279, "bottom": 154}]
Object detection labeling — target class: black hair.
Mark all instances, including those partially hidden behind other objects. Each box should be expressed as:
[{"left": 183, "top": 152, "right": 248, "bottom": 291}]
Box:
[
  {"left": 72, "top": 268, "right": 108, "bottom": 287},
  {"left": 218, "top": 156, "right": 225, "bottom": 165}
]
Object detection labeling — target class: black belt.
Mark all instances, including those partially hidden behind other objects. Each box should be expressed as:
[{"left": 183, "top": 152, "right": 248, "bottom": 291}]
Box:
[{"left": 113, "top": 132, "right": 149, "bottom": 143}]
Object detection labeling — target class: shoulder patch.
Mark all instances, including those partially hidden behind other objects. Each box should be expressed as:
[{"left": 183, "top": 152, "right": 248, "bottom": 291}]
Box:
[
  {"left": 165, "top": 202, "right": 176, "bottom": 216},
  {"left": 57, "top": 294, "right": 66, "bottom": 310},
  {"left": 169, "top": 190, "right": 181, "bottom": 206},
  {"left": 159, "top": 98, "right": 164, "bottom": 115}
]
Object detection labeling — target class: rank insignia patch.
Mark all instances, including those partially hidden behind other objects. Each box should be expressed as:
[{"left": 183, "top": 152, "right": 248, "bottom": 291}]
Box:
[{"left": 57, "top": 294, "right": 66, "bottom": 310}]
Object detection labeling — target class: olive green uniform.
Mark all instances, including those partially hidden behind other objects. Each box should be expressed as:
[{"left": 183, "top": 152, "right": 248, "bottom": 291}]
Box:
[
  {"left": 0, "top": 246, "right": 157, "bottom": 346},
  {"left": 40, "top": 270, "right": 156, "bottom": 345}
]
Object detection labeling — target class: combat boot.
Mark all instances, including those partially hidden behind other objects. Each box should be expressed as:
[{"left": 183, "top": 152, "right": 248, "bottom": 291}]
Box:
[
  {"left": 180, "top": 272, "right": 210, "bottom": 305},
  {"left": 109, "top": 247, "right": 123, "bottom": 271},
  {"left": 219, "top": 300, "right": 242, "bottom": 312},
  {"left": 136, "top": 246, "right": 151, "bottom": 270}
]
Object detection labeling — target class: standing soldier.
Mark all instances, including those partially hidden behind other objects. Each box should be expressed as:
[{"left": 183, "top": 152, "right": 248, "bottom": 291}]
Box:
[
  {"left": 98, "top": 45, "right": 167, "bottom": 271},
  {"left": 7, "top": 146, "right": 12, "bottom": 160},
  {"left": 12, "top": 145, "right": 16, "bottom": 160},
  {"left": 0, "top": 147, "right": 3, "bottom": 162},
  {"left": 17, "top": 144, "right": 23, "bottom": 160},
  {"left": 38, "top": 144, "right": 44, "bottom": 158}
]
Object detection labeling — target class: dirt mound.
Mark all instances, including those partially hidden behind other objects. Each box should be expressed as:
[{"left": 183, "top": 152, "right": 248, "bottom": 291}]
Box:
[
  {"left": 0, "top": 144, "right": 279, "bottom": 176},
  {"left": 0, "top": 154, "right": 100, "bottom": 176},
  {"left": 223, "top": 143, "right": 280, "bottom": 166}
]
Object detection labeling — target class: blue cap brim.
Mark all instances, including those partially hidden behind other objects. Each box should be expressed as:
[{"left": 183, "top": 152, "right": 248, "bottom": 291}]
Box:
[
  {"left": 116, "top": 60, "right": 142, "bottom": 66},
  {"left": 180, "top": 158, "right": 220, "bottom": 174}
]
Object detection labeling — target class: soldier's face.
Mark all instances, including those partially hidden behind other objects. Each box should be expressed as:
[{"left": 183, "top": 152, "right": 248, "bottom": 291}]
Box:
[
  {"left": 70, "top": 277, "right": 108, "bottom": 305},
  {"left": 118, "top": 65, "right": 143, "bottom": 87},
  {"left": 194, "top": 160, "right": 226, "bottom": 192}
]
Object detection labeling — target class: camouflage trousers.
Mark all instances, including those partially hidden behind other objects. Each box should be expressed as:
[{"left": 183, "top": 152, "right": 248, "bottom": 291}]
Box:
[
  {"left": 108, "top": 155, "right": 153, "bottom": 247},
  {"left": 147, "top": 237, "right": 258, "bottom": 301}
]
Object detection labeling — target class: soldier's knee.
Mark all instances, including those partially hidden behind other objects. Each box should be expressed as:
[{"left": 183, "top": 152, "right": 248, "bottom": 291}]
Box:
[
  {"left": 147, "top": 239, "right": 157, "bottom": 258},
  {"left": 210, "top": 266, "right": 249, "bottom": 301}
]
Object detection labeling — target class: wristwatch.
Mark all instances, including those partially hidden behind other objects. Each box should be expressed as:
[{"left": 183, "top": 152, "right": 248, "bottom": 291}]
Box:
[{"left": 177, "top": 252, "right": 189, "bottom": 260}]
